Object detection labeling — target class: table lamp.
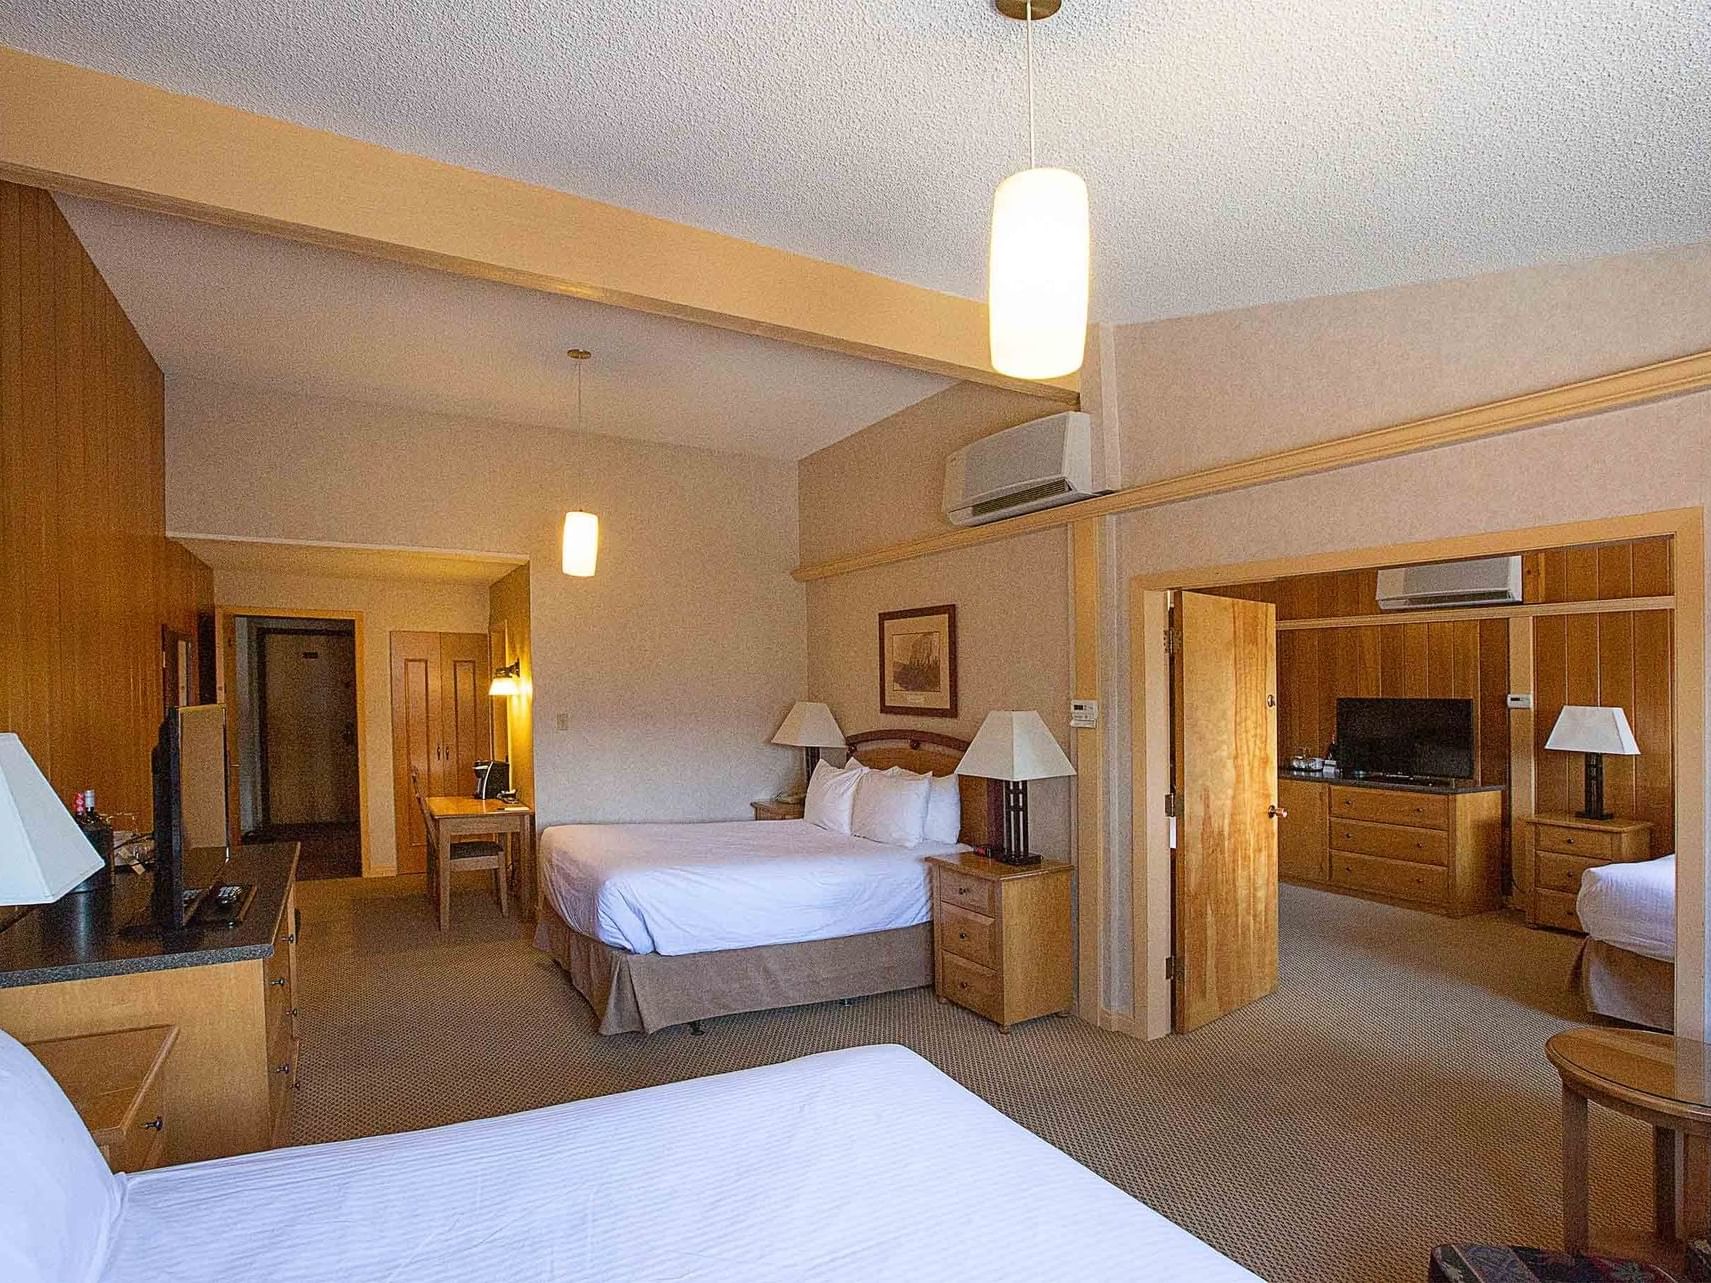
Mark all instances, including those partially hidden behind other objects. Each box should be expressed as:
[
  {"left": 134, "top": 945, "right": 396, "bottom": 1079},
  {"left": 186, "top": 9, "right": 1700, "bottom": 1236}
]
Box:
[
  {"left": 955, "top": 710, "right": 1075, "bottom": 866},
  {"left": 1545, "top": 705, "right": 1639, "bottom": 822},
  {"left": 0, "top": 734, "right": 102, "bottom": 903},
  {"left": 771, "top": 702, "right": 845, "bottom": 803}
]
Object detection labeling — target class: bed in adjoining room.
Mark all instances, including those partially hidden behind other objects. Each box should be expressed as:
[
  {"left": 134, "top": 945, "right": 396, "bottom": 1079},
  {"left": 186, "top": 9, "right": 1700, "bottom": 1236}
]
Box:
[
  {"left": 1573, "top": 852, "right": 1675, "bottom": 1031},
  {"left": 535, "top": 730, "right": 997, "bottom": 1034}
]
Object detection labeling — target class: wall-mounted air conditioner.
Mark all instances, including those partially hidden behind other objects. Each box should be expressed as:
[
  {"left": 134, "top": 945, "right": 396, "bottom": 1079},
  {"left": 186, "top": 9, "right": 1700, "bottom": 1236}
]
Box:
[
  {"left": 942, "top": 411, "right": 1094, "bottom": 527},
  {"left": 1376, "top": 556, "right": 1523, "bottom": 611}
]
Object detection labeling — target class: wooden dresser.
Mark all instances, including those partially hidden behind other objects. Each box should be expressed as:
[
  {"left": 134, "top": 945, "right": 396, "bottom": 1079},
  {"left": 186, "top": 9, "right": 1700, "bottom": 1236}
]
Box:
[
  {"left": 0, "top": 842, "right": 300, "bottom": 1162},
  {"left": 1278, "top": 775, "right": 1504, "bottom": 916},
  {"left": 928, "top": 853, "right": 1072, "bottom": 1031},
  {"left": 1526, "top": 813, "right": 1653, "bottom": 933}
]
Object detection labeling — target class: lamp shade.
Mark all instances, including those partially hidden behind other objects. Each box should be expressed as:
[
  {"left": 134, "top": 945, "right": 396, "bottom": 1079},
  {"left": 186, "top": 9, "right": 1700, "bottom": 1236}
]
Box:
[
  {"left": 0, "top": 734, "right": 101, "bottom": 903},
  {"left": 562, "top": 511, "right": 599, "bottom": 577},
  {"left": 1546, "top": 706, "right": 1640, "bottom": 756},
  {"left": 988, "top": 166, "right": 1090, "bottom": 381},
  {"left": 955, "top": 711, "right": 1075, "bottom": 782},
  {"left": 771, "top": 702, "right": 845, "bottom": 749}
]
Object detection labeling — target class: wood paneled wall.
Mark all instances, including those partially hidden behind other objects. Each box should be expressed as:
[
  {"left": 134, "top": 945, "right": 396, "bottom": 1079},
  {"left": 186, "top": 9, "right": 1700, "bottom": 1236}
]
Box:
[
  {"left": 1215, "top": 537, "right": 1677, "bottom": 868},
  {"left": 0, "top": 180, "right": 212, "bottom": 832}
]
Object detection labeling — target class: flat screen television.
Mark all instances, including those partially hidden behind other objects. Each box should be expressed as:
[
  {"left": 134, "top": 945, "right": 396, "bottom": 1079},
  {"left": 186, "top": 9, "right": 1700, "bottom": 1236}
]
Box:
[{"left": 1335, "top": 697, "right": 1475, "bottom": 782}]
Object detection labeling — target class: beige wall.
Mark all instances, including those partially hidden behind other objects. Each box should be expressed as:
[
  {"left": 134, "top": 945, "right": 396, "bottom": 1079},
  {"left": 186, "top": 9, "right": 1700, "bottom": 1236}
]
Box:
[
  {"left": 213, "top": 567, "right": 493, "bottom": 875},
  {"left": 173, "top": 376, "right": 804, "bottom": 831}
]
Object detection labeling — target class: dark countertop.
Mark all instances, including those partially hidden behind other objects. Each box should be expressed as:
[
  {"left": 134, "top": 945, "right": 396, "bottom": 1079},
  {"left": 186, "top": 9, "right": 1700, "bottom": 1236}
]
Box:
[
  {"left": 0, "top": 842, "right": 298, "bottom": 990},
  {"left": 1279, "top": 768, "right": 1503, "bottom": 796}
]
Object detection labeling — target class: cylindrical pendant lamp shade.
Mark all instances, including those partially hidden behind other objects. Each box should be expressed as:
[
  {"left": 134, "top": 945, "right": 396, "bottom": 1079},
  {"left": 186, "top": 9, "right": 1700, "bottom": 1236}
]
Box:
[
  {"left": 562, "top": 511, "right": 599, "bottom": 577},
  {"left": 988, "top": 166, "right": 1090, "bottom": 381}
]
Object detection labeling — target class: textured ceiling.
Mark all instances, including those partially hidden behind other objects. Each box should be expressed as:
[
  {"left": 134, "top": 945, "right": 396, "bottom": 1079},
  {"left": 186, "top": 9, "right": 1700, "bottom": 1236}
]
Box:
[
  {"left": 174, "top": 537, "right": 524, "bottom": 586},
  {"left": 7, "top": 2, "right": 1708, "bottom": 323},
  {"left": 58, "top": 196, "right": 950, "bottom": 460}
]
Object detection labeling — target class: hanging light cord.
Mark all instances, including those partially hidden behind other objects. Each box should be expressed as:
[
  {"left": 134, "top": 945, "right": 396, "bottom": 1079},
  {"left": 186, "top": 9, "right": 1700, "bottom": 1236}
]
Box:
[
  {"left": 1025, "top": 0, "right": 1037, "bottom": 169},
  {"left": 576, "top": 359, "right": 583, "bottom": 432}
]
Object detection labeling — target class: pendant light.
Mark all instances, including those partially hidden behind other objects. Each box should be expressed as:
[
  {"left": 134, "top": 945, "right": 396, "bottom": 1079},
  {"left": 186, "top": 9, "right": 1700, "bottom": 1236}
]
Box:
[
  {"left": 988, "top": 0, "right": 1089, "bottom": 381},
  {"left": 562, "top": 349, "right": 600, "bottom": 578}
]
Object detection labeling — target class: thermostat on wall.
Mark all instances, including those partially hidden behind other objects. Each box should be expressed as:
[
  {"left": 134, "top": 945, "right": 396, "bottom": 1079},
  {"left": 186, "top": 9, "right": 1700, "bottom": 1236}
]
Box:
[
  {"left": 1505, "top": 692, "right": 1534, "bottom": 710},
  {"left": 1070, "top": 699, "right": 1098, "bottom": 728}
]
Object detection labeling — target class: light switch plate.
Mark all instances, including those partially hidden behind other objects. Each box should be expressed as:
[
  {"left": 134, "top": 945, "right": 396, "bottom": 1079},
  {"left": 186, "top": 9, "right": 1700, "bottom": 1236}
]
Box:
[
  {"left": 555, "top": 712, "right": 570, "bottom": 731},
  {"left": 1505, "top": 692, "right": 1533, "bottom": 710},
  {"left": 1070, "top": 699, "right": 1098, "bottom": 728}
]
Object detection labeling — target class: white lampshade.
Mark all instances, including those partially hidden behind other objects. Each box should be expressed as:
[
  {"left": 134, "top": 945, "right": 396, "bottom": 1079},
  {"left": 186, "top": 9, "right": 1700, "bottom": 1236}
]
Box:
[
  {"left": 771, "top": 702, "right": 845, "bottom": 749},
  {"left": 488, "top": 675, "right": 520, "bottom": 698},
  {"left": 0, "top": 733, "right": 101, "bottom": 903},
  {"left": 955, "top": 710, "right": 1076, "bottom": 782},
  {"left": 562, "top": 511, "right": 599, "bottom": 577},
  {"left": 1546, "top": 705, "right": 1640, "bottom": 756},
  {"left": 988, "top": 166, "right": 1090, "bottom": 381}
]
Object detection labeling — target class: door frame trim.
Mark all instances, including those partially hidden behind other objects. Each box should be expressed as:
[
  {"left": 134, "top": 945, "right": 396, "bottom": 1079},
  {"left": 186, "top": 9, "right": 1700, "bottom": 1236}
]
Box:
[
  {"left": 214, "top": 605, "right": 372, "bottom": 877},
  {"left": 1126, "top": 506, "right": 1705, "bottom": 1039}
]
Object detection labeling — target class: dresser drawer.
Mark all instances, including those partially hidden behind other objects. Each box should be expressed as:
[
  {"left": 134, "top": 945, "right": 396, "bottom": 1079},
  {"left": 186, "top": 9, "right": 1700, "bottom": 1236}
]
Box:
[
  {"left": 1330, "top": 818, "right": 1450, "bottom": 867},
  {"left": 1536, "top": 850, "right": 1605, "bottom": 896},
  {"left": 1535, "top": 888, "right": 1584, "bottom": 933},
  {"left": 1329, "top": 787, "right": 1449, "bottom": 830},
  {"left": 1534, "top": 825, "right": 1620, "bottom": 859},
  {"left": 1332, "top": 850, "right": 1449, "bottom": 905},
  {"left": 104, "top": 1066, "right": 168, "bottom": 1173},
  {"left": 939, "top": 902, "right": 998, "bottom": 969},
  {"left": 934, "top": 866, "right": 997, "bottom": 916},
  {"left": 938, "top": 951, "right": 1003, "bottom": 1023}
]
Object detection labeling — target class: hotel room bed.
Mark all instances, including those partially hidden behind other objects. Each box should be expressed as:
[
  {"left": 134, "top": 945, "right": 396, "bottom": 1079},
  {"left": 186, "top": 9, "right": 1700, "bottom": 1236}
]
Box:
[
  {"left": 7, "top": 1035, "right": 1262, "bottom": 1283},
  {"left": 536, "top": 730, "right": 996, "bottom": 1034},
  {"left": 1572, "top": 853, "right": 1675, "bottom": 1031}
]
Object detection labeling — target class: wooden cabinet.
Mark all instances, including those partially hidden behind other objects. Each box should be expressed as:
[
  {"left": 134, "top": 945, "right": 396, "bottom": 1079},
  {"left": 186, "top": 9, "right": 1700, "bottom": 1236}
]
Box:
[
  {"left": 1526, "top": 814, "right": 1653, "bottom": 933},
  {"left": 1277, "top": 777, "right": 1503, "bottom": 916},
  {"left": 751, "top": 800, "right": 804, "bottom": 820},
  {"left": 928, "top": 854, "right": 1072, "bottom": 1031},
  {"left": 390, "top": 631, "right": 493, "bottom": 873},
  {"left": 28, "top": 1025, "right": 178, "bottom": 1172}
]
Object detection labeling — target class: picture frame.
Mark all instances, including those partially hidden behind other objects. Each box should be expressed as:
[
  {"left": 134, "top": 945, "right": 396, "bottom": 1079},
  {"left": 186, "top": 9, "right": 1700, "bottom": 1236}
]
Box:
[{"left": 878, "top": 604, "right": 957, "bottom": 718}]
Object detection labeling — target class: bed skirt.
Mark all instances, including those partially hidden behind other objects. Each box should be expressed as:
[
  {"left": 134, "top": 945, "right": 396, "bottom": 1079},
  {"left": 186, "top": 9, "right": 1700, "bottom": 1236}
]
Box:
[
  {"left": 535, "top": 896, "right": 933, "bottom": 1035},
  {"left": 1572, "top": 938, "right": 1674, "bottom": 1032}
]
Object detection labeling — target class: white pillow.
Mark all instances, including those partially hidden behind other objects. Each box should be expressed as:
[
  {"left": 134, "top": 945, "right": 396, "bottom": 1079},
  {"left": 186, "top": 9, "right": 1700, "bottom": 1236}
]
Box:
[
  {"left": 851, "top": 769, "right": 932, "bottom": 847},
  {"left": 0, "top": 1028, "right": 122, "bottom": 1283},
  {"left": 803, "top": 759, "right": 864, "bottom": 834},
  {"left": 884, "top": 766, "right": 961, "bottom": 844}
]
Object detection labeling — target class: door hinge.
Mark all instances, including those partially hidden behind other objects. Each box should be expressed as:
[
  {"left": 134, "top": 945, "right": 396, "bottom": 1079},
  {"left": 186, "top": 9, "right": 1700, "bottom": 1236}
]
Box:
[
  {"left": 1164, "top": 956, "right": 1178, "bottom": 980},
  {"left": 1163, "top": 791, "right": 1182, "bottom": 818},
  {"left": 1163, "top": 626, "right": 1182, "bottom": 654}
]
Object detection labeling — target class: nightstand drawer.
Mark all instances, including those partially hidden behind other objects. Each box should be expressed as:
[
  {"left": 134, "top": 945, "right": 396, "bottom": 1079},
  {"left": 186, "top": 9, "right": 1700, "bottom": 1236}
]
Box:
[
  {"left": 1329, "top": 787, "right": 1449, "bottom": 830},
  {"left": 939, "top": 902, "right": 998, "bottom": 968},
  {"left": 1536, "top": 850, "right": 1605, "bottom": 896},
  {"left": 934, "top": 867, "right": 997, "bottom": 916},
  {"left": 1535, "top": 826, "right": 1621, "bottom": 859},
  {"left": 1330, "top": 818, "right": 1450, "bottom": 867},
  {"left": 938, "top": 951, "right": 1003, "bottom": 1023},
  {"left": 106, "top": 1067, "right": 168, "bottom": 1173},
  {"left": 1535, "top": 888, "right": 1584, "bottom": 932}
]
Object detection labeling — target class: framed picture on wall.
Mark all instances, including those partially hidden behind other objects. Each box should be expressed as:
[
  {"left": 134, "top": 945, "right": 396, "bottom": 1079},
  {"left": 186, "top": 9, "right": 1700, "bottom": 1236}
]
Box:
[{"left": 878, "top": 604, "right": 957, "bottom": 718}]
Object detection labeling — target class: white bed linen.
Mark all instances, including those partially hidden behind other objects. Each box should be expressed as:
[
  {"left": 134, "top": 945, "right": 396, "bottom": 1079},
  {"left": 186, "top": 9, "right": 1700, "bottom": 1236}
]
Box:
[
  {"left": 538, "top": 818, "right": 966, "bottom": 955},
  {"left": 1577, "top": 854, "right": 1675, "bottom": 961},
  {"left": 99, "top": 1045, "right": 1260, "bottom": 1283}
]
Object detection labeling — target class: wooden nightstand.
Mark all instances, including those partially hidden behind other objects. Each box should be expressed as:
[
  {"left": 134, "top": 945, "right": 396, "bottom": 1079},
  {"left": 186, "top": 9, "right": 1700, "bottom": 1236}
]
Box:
[
  {"left": 1526, "top": 813, "right": 1654, "bottom": 932},
  {"left": 752, "top": 799, "right": 805, "bottom": 820},
  {"left": 928, "top": 853, "right": 1073, "bottom": 1031},
  {"left": 28, "top": 1024, "right": 178, "bottom": 1172}
]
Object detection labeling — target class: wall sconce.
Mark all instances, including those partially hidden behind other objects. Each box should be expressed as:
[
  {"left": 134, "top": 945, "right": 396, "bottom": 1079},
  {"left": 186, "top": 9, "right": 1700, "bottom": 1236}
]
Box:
[
  {"left": 562, "top": 511, "right": 599, "bottom": 577},
  {"left": 489, "top": 660, "right": 521, "bottom": 698}
]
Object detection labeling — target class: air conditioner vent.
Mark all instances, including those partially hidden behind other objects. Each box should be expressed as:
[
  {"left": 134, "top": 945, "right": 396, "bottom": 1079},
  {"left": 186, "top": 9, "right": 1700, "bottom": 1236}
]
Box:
[
  {"left": 943, "top": 412, "right": 1095, "bottom": 527},
  {"left": 1376, "top": 556, "right": 1523, "bottom": 611}
]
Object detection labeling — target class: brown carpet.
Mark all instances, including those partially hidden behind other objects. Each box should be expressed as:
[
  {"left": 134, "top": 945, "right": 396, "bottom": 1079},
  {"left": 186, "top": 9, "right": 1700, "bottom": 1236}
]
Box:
[{"left": 291, "top": 877, "right": 1661, "bottom": 1283}]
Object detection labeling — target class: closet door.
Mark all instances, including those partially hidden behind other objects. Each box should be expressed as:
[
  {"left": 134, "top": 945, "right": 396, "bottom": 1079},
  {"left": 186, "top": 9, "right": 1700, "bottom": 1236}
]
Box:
[
  {"left": 389, "top": 632, "right": 443, "bottom": 874},
  {"left": 436, "top": 633, "right": 492, "bottom": 798}
]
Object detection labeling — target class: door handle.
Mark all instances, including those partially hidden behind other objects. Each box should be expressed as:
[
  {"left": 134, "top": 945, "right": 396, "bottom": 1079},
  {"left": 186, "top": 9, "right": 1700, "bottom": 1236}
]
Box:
[{"left": 1268, "top": 805, "right": 1288, "bottom": 819}]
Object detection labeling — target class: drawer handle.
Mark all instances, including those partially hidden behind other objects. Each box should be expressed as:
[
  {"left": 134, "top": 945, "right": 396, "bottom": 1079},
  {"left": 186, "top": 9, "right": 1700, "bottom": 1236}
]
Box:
[
  {"left": 958, "top": 931, "right": 969, "bottom": 941},
  {"left": 277, "top": 1063, "right": 293, "bottom": 1075},
  {"left": 286, "top": 932, "right": 297, "bottom": 944},
  {"left": 289, "top": 1006, "right": 299, "bottom": 1018},
  {"left": 142, "top": 1115, "right": 163, "bottom": 1132},
  {"left": 270, "top": 977, "right": 287, "bottom": 988},
  {"left": 958, "top": 981, "right": 969, "bottom": 991},
  {"left": 1564, "top": 837, "right": 1577, "bottom": 846}
]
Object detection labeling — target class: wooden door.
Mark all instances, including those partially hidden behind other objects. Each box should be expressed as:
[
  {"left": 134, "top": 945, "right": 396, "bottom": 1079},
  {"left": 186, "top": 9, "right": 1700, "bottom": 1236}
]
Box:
[
  {"left": 261, "top": 630, "right": 358, "bottom": 826},
  {"left": 437, "top": 633, "right": 491, "bottom": 798},
  {"left": 390, "top": 632, "right": 442, "bottom": 874},
  {"left": 1173, "top": 591, "right": 1280, "bottom": 1033}
]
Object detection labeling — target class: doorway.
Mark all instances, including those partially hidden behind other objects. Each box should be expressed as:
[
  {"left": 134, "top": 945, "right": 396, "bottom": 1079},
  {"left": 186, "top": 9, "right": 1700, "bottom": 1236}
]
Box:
[{"left": 219, "top": 608, "right": 369, "bottom": 881}]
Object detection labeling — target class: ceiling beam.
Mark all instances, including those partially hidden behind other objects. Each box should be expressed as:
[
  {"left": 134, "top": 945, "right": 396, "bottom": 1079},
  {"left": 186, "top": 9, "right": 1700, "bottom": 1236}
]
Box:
[{"left": 0, "top": 47, "right": 1078, "bottom": 402}]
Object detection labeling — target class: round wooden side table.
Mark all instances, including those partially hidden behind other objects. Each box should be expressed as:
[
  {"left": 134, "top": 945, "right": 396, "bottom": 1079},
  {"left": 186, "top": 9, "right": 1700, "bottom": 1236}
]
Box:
[{"left": 1545, "top": 1027, "right": 1711, "bottom": 1253}]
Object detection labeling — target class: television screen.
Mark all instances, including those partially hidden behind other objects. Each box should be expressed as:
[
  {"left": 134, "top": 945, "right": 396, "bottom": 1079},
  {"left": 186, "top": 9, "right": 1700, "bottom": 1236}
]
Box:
[{"left": 1335, "top": 697, "right": 1475, "bottom": 781}]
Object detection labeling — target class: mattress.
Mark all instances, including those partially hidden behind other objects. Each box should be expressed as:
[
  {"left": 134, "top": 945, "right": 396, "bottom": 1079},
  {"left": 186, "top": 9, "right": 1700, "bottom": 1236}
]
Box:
[
  {"left": 99, "top": 1045, "right": 1260, "bottom": 1283},
  {"left": 537, "top": 818, "right": 966, "bottom": 955},
  {"left": 1576, "top": 854, "right": 1675, "bottom": 961}
]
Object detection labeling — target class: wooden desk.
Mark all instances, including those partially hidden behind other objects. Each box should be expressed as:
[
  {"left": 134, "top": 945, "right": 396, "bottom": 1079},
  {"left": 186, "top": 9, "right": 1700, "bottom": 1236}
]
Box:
[
  {"left": 423, "top": 797, "right": 535, "bottom": 931},
  {"left": 1546, "top": 1027, "right": 1711, "bottom": 1252}
]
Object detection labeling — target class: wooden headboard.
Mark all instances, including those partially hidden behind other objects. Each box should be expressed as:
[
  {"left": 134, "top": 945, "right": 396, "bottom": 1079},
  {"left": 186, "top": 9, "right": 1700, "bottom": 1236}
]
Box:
[{"left": 845, "top": 730, "right": 996, "bottom": 849}]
